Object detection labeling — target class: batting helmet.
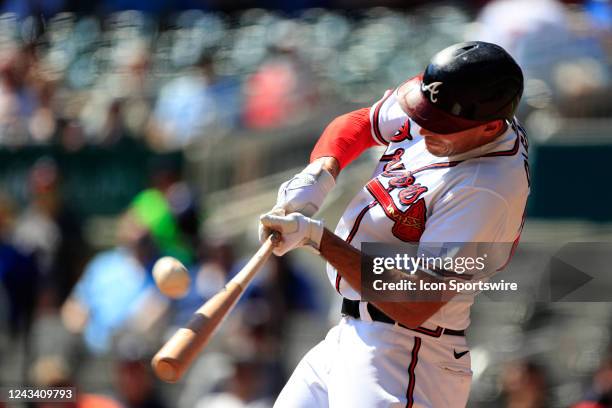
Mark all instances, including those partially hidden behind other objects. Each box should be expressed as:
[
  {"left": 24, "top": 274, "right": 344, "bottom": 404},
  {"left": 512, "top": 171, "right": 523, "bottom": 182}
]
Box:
[{"left": 401, "top": 41, "right": 524, "bottom": 134}]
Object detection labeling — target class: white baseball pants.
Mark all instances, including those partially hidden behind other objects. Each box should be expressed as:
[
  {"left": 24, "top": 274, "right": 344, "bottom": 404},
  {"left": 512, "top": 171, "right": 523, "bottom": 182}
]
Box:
[{"left": 274, "top": 316, "right": 472, "bottom": 408}]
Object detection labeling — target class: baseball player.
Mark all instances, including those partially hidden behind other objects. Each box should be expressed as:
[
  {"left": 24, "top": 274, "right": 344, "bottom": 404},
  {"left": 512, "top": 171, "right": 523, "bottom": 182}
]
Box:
[{"left": 259, "top": 41, "right": 529, "bottom": 407}]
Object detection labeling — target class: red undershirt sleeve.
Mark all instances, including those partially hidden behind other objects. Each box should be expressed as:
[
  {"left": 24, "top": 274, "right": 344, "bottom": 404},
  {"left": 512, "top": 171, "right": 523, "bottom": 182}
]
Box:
[{"left": 310, "top": 107, "right": 378, "bottom": 170}]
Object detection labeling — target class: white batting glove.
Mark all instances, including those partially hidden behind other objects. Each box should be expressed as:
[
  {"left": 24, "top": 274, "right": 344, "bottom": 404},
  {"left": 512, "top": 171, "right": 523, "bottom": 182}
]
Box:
[
  {"left": 259, "top": 211, "right": 324, "bottom": 256},
  {"left": 275, "top": 161, "right": 335, "bottom": 217},
  {"left": 259, "top": 161, "right": 334, "bottom": 246}
]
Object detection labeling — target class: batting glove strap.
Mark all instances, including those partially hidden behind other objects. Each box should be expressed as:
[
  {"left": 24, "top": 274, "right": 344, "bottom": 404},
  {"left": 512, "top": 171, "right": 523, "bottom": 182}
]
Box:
[
  {"left": 276, "top": 161, "right": 335, "bottom": 217},
  {"left": 302, "top": 217, "right": 324, "bottom": 255}
]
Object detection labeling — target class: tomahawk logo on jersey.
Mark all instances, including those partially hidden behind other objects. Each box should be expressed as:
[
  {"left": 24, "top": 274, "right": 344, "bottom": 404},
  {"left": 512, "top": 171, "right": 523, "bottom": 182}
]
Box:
[{"left": 328, "top": 89, "right": 530, "bottom": 331}]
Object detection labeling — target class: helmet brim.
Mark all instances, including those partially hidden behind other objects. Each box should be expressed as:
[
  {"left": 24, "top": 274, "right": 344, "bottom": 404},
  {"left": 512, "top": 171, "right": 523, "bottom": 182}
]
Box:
[{"left": 400, "top": 75, "right": 490, "bottom": 135}]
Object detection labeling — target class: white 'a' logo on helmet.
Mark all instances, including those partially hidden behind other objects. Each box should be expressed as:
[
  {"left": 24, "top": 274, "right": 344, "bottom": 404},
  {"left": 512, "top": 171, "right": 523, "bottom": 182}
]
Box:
[{"left": 421, "top": 81, "right": 443, "bottom": 103}]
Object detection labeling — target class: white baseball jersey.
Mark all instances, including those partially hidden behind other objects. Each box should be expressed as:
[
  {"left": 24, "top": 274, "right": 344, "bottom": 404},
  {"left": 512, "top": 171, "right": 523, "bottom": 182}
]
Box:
[
  {"left": 327, "top": 89, "right": 530, "bottom": 330},
  {"left": 275, "top": 88, "right": 530, "bottom": 408}
]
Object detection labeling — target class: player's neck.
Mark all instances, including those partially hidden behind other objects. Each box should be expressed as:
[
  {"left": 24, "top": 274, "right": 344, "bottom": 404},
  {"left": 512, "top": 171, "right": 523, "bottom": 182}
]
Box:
[
  {"left": 478, "top": 121, "right": 509, "bottom": 147},
  {"left": 493, "top": 121, "right": 509, "bottom": 140}
]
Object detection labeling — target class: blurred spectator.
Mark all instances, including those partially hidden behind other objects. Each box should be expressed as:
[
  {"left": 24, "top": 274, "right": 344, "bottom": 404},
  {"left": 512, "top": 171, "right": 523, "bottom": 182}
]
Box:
[
  {"left": 146, "top": 158, "right": 200, "bottom": 255},
  {"left": 194, "top": 356, "right": 274, "bottom": 408},
  {"left": 183, "top": 239, "right": 320, "bottom": 333},
  {"left": 12, "top": 157, "right": 88, "bottom": 307},
  {"left": 30, "top": 354, "right": 123, "bottom": 408},
  {"left": 0, "top": 5, "right": 605, "bottom": 150},
  {"left": 60, "top": 192, "right": 174, "bottom": 354},
  {"left": 129, "top": 174, "right": 202, "bottom": 329},
  {"left": 500, "top": 360, "right": 549, "bottom": 408},
  {"left": 130, "top": 188, "right": 193, "bottom": 263},
  {"left": 59, "top": 185, "right": 196, "bottom": 354},
  {"left": 197, "top": 239, "right": 235, "bottom": 297},
  {"left": 100, "top": 0, "right": 170, "bottom": 15},
  {"left": 28, "top": 79, "right": 59, "bottom": 143},
  {"left": 0, "top": 192, "right": 39, "bottom": 336},
  {"left": 239, "top": 254, "right": 321, "bottom": 338},
  {"left": 1, "top": 0, "right": 67, "bottom": 19},
  {"left": 166, "top": 181, "right": 200, "bottom": 255},
  {"left": 168, "top": 238, "right": 234, "bottom": 327},
  {"left": 585, "top": 0, "right": 612, "bottom": 31},
  {"left": 573, "top": 354, "right": 612, "bottom": 408},
  {"left": 100, "top": 98, "right": 129, "bottom": 146},
  {"left": 13, "top": 158, "right": 62, "bottom": 276},
  {"left": 472, "top": 0, "right": 612, "bottom": 119},
  {"left": 573, "top": 401, "right": 609, "bottom": 408},
  {"left": 222, "top": 298, "right": 286, "bottom": 398},
  {"left": 80, "top": 38, "right": 154, "bottom": 147},
  {"left": 113, "top": 335, "right": 167, "bottom": 408},
  {"left": 147, "top": 53, "right": 240, "bottom": 150},
  {"left": 472, "top": 0, "right": 569, "bottom": 60},
  {"left": 115, "top": 358, "right": 166, "bottom": 408},
  {"left": 264, "top": 255, "right": 320, "bottom": 314},
  {"left": 0, "top": 43, "right": 48, "bottom": 145},
  {"left": 243, "top": 40, "right": 318, "bottom": 129}
]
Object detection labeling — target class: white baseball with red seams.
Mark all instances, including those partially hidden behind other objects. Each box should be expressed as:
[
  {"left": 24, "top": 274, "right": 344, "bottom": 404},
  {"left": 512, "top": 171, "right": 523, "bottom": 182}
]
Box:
[{"left": 274, "top": 89, "right": 529, "bottom": 408}]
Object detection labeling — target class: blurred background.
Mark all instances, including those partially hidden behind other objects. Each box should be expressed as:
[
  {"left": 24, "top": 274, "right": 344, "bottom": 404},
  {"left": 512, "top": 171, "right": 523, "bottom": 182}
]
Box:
[{"left": 0, "top": 0, "right": 611, "bottom": 407}]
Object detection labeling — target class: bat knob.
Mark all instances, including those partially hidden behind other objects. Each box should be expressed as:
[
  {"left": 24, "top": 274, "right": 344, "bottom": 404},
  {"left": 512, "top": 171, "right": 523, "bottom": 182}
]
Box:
[
  {"left": 152, "top": 357, "right": 180, "bottom": 383},
  {"left": 270, "top": 231, "right": 281, "bottom": 246}
]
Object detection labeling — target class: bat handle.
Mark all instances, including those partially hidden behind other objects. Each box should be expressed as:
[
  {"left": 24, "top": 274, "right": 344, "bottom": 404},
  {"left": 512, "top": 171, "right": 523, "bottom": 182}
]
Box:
[{"left": 231, "top": 233, "right": 277, "bottom": 287}]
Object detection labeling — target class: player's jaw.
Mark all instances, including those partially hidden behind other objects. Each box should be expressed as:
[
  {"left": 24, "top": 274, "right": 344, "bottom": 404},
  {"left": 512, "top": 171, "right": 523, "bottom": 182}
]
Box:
[
  {"left": 419, "top": 127, "right": 468, "bottom": 157},
  {"left": 421, "top": 133, "right": 455, "bottom": 156},
  {"left": 419, "top": 120, "right": 507, "bottom": 157}
]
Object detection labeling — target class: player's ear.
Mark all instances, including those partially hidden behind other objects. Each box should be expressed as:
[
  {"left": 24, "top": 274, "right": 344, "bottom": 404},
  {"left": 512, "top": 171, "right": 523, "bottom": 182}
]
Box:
[{"left": 482, "top": 120, "right": 505, "bottom": 136}]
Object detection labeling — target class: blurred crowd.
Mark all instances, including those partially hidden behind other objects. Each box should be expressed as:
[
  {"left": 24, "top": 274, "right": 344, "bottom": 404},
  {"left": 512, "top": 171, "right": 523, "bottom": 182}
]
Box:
[
  {"left": 0, "top": 1, "right": 611, "bottom": 407},
  {"left": 0, "top": 1, "right": 607, "bottom": 151},
  {"left": 0, "top": 156, "right": 325, "bottom": 407}
]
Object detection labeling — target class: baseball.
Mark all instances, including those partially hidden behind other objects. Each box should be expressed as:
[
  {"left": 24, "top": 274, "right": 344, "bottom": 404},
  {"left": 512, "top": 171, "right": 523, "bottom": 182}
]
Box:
[{"left": 153, "top": 256, "right": 191, "bottom": 299}]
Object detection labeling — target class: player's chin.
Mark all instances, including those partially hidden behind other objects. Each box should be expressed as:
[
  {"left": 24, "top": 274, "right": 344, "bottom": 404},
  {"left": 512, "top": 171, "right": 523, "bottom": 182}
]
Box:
[{"left": 424, "top": 139, "right": 451, "bottom": 157}]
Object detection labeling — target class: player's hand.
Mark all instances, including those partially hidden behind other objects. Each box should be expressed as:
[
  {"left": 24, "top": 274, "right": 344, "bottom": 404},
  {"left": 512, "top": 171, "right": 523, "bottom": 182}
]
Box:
[
  {"left": 259, "top": 211, "right": 324, "bottom": 256},
  {"left": 274, "top": 161, "right": 336, "bottom": 217}
]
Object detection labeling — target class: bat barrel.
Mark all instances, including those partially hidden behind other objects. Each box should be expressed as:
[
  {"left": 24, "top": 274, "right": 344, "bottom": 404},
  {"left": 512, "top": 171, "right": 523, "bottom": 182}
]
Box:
[
  {"left": 151, "top": 285, "right": 244, "bottom": 382},
  {"left": 151, "top": 235, "right": 277, "bottom": 383}
]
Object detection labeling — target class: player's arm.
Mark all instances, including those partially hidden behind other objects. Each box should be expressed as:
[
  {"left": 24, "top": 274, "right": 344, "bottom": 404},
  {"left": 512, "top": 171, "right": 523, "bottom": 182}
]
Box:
[
  {"left": 310, "top": 107, "right": 380, "bottom": 176},
  {"left": 259, "top": 214, "right": 446, "bottom": 328},
  {"left": 60, "top": 295, "right": 89, "bottom": 333},
  {"left": 305, "top": 88, "right": 402, "bottom": 182},
  {"left": 259, "top": 107, "right": 383, "bottom": 242},
  {"left": 260, "top": 187, "right": 512, "bottom": 328},
  {"left": 267, "top": 108, "right": 377, "bottom": 215},
  {"left": 318, "top": 229, "right": 446, "bottom": 328},
  {"left": 324, "top": 186, "right": 513, "bottom": 326},
  {"left": 263, "top": 89, "right": 398, "bottom": 223}
]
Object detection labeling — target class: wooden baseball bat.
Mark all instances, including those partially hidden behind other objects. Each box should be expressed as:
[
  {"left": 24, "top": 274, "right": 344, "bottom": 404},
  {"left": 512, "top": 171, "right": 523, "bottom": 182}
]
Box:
[{"left": 151, "top": 234, "right": 277, "bottom": 383}]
